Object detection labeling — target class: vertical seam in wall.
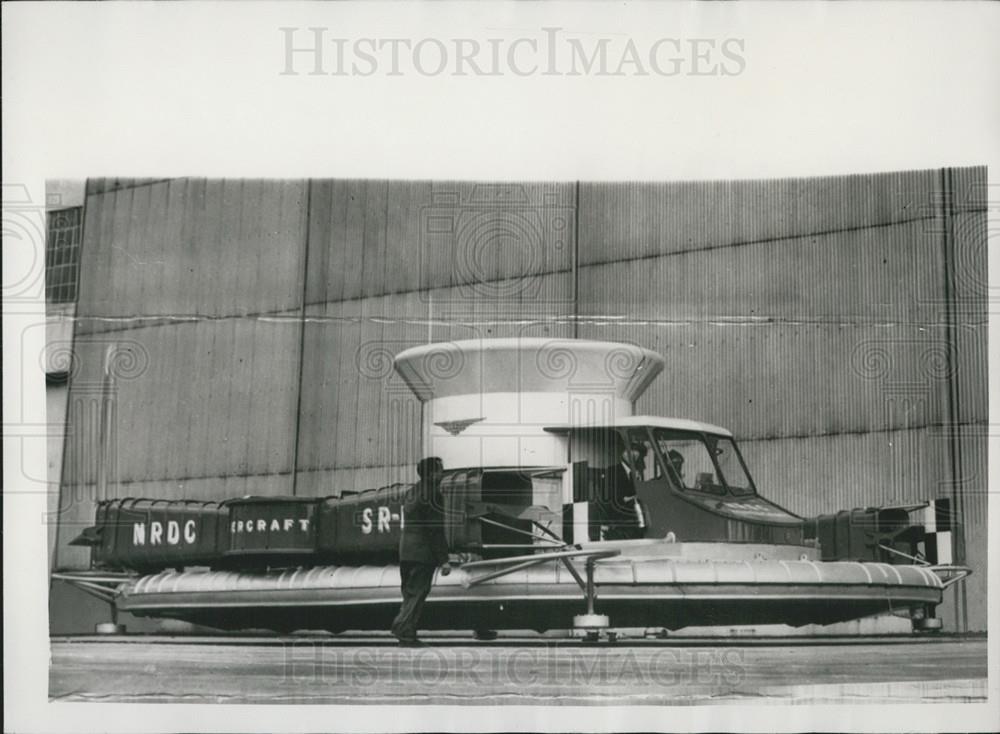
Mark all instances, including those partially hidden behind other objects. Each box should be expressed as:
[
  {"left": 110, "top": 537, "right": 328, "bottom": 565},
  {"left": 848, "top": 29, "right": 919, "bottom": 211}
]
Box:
[
  {"left": 378, "top": 181, "right": 390, "bottom": 479},
  {"left": 52, "top": 187, "right": 90, "bottom": 572},
  {"left": 949, "top": 168, "right": 969, "bottom": 631},
  {"left": 290, "top": 180, "right": 313, "bottom": 497},
  {"left": 573, "top": 181, "right": 581, "bottom": 339},
  {"left": 940, "top": 167, "right": 967, "bottom": 632}
]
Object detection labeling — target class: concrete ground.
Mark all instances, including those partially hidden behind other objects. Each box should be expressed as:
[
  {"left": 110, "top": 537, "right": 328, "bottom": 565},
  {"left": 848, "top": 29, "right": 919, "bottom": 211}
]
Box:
[{"left": 48, "top": 635, "right": 987, "bottom": 705}]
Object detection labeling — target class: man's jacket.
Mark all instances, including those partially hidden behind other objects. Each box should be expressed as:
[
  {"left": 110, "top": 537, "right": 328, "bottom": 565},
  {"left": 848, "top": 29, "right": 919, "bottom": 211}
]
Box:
[{"left": 398, "top": 477, "right": 449, "bottom": 565}]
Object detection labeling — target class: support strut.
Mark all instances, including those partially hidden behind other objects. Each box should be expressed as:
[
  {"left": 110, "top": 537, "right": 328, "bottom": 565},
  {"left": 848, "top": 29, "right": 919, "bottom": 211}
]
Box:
[
  {"left": 51, "top": 570, "right": 133, "bottom": 634},
  {"left": 573, "top": 556, "right": 609, "bottom": 631},
  {"left": 459, "top": 548, "right": 619, "bottom": 633}
]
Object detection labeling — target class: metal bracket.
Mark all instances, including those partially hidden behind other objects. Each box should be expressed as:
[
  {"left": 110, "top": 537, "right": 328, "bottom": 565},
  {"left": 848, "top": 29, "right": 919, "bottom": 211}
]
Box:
[
  {"left": 51, "top": 570, "right": 134, "bottom": 608},
  {"left": 876, "top": 545, "right": 972, "bottom": 591},
  {"left": 458, "top": 546, "right": 620, "bottom": 621},
  {"left": 878, "top": 543, "right": 930, "bottom": 566},
  {"left": 927, "top": 564, "right": 973, "bottom": 589},
  {"left": 476, "top": 516, "right": 565, "bottom": 547}
]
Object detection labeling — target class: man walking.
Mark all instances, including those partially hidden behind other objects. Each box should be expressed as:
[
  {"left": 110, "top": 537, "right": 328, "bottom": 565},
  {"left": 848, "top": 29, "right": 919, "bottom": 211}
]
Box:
[{"left": 390, "top": 456, "right": 451, "bottom": 646}]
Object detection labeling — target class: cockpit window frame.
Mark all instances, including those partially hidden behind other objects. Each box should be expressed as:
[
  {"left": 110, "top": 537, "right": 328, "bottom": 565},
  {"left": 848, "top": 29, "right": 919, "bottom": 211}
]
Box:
[
  {"left": 704, "top": 434, "right": 758, "bottom": 496},
  {"left": 562, "top": 425, "right": 759, "bottom": 498},
  {"left": 647, "top": 428, "right": 757, "bottom": 498}
]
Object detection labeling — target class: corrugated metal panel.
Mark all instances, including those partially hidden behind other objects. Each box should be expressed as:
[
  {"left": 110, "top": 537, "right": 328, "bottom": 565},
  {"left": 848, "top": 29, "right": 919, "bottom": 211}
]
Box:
[
  {"left": 296, "top": 465, "right": 415, "bottom": 500},
  {"left": 742, "top": 428, "right": 943, "bottom": 518},
  {"left": 954, "top": 321, "right": 987, "bottom": 425},
  {"left": 950, "top": 166, "right": 988, "bottom": 214},
  {"left": 123, "top": 474, "right": 295, "bottom": 503},
  {"left": 333, "top": 298, "right": 364, "bottom": 471},
  {"left": 85, "top": 178, "right": 173, "bottom": 196},
  {"left": 60, "top": 331, "right": 142, "bottom": 490},
  {"left": 950, "top": 210, "right": 988, "bottom": 309},
  {"left": 426, "top": 272, "right": 575, "bottom": 341},
  {"left": 295, "top": 303, "right": 339, "bottom": 488},
  {"left": 74, "top": 186, "right": 111, "bottom": 329},
  {"left": 355, "top": 294, "right": 388, "bottom": 470},
  {"left": 296, "top": 297, "right": 426, "bottom": 488},
  {"left": 61, "top": 318, "right": 300, "bottom": 487},
  {"left": 949, "top": 205, "right": 988, "bottom": 427},
  {"left": 954, "top": 423, "right": 989, "bottom": 526},
  {"left": 578, "top": 219, "right": 946, "bottom": 322},
  {"left": 375, "top": 291, "right": 433, "bottom": 472},
  {"left": 53, "top": 487, "right": 99, "bottom": 569},
  {"left": 306, "top": 180, "right": 575, "bottom": 305},
  {"left": 385, "top": 181, "right": 436, "bottom": 295},
  {"left": 942, "top": 166, "right": 988, "bottom": 632},
  {"left": 297, "top": 298, "right": 396, "bottom": 478},
  {"left": 360, "top": 181, "right": 390, "bottom": 299},
  {"left": 108, "top": 184, "right": 139, "bottom": 321},
  {"left": 582, "top": 320, "right": 953, "bottom": 440},
  {"left": 577, "top": 169, "right": 940, "bottom": 266},
  {"left": 76, "top": 179, "right": 307, "bottom": 336},
  {"left": 47, "top": 386, "right": 69, "bottom": 567},
  {"left": 428, "top": 181, "right": 575, "bottom": 288},
  {"left": 305, "top": 179, "right": 384, "bottom": 304},
  {"left": 955, "top": 423, "right": 988, "bottom": 632}
]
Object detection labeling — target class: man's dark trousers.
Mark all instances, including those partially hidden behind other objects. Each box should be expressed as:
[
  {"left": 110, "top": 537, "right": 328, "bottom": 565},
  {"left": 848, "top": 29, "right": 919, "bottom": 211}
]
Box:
[
  {"left": 392, "top": 472, "right": 449, "bottom": 641},
  {"left": 391, "top": 562, "right": 437, "bottom": 641}
]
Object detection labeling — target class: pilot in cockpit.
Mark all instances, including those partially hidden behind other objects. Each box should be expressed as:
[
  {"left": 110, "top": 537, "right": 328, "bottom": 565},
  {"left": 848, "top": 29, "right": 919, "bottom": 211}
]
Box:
[
  {"left": 623, "top": 444, "right": 646, "bottom": 483},
  {"left": 599, "top": 437, "right": 647, "bottom": 541},
  {"left": 666, "top": 449, "right": 685, "bottom": 485}
]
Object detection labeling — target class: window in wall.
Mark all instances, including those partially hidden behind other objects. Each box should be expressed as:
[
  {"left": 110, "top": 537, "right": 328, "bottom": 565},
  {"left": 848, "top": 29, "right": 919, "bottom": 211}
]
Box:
[{"left": 45, "top": 207, "right": 83, "bottom": 304}]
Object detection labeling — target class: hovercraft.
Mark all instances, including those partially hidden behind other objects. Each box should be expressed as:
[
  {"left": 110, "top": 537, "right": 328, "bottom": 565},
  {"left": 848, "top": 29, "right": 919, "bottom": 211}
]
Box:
[{"left": 60, "top": 339, "right": 968, "bottom": 636}]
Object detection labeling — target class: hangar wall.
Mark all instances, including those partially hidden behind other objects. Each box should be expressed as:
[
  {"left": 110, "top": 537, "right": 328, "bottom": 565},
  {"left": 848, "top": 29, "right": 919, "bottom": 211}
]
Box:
[{"left": 53, "top": 169, "right": 988, "bottom": 632}]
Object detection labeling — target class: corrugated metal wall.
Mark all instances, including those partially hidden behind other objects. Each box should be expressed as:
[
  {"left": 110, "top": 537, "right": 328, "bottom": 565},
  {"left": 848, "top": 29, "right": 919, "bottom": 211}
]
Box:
[
  {"left": 56, "top": 179, "right": 309, "bottom": 568},
  {"left": 295, "top": 181, "right": 576, "bottom": 496},
  {"left": 56, "top": 170, "right": 988, "bottom": 631}
]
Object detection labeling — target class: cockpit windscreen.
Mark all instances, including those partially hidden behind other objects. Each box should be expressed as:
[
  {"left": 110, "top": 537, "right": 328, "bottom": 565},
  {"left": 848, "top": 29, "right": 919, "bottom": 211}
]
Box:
[{"left": 650, "top": 429, "right": 755, "bottom": 496}]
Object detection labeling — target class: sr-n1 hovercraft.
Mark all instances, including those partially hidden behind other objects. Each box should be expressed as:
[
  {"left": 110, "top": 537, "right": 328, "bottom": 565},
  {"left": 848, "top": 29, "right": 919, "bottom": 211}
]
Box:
[{"left": 59, "top": 339, "right": 969, "bottom": 637}]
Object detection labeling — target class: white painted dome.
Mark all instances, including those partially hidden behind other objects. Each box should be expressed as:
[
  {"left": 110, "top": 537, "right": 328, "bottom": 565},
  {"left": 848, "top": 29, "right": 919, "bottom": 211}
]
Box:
[{"left": 393, "top": 338, "right": 664, "bottom": 470}]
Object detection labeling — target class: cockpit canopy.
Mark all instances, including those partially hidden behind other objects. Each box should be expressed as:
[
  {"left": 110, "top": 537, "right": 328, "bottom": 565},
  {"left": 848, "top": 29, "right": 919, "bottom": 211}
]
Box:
[
  {"left": 546, "top": 417, "right": 757, "bottom": 499},
  {"left": 638, "top": 428, "right": 755, "bottom": 497}
]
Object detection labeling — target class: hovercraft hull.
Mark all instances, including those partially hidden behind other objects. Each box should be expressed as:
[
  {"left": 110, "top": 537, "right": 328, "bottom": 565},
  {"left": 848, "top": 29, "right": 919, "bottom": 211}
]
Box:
[{"left": 115, "top": 543, "right": 943, "bottom": 633}]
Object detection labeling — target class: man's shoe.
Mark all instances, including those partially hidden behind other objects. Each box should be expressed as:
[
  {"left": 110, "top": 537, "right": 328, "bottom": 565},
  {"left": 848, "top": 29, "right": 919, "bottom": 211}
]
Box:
[{"left": 396, "top": 638, "right": 426, "bottom": 648}]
